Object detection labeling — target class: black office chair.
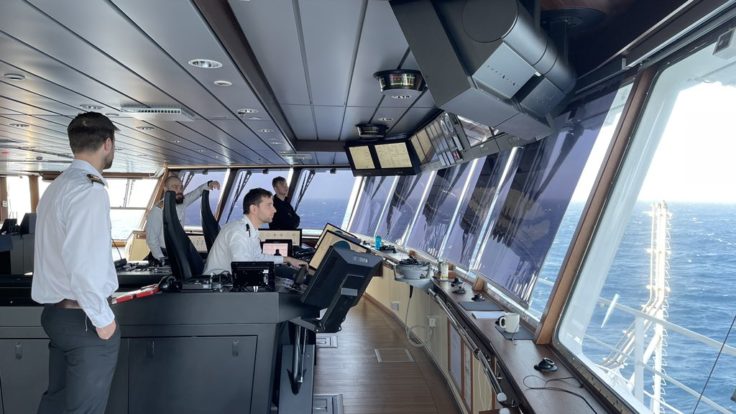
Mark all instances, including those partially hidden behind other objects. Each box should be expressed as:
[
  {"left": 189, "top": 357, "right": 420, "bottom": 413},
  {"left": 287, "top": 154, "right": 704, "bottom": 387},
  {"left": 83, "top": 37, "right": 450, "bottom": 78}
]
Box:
[
  {"left": 163, "top": 191, "right": 204, "bottom": 280},
  {"left": 201, "top": 190, "right": 220, "bottom": 252}
]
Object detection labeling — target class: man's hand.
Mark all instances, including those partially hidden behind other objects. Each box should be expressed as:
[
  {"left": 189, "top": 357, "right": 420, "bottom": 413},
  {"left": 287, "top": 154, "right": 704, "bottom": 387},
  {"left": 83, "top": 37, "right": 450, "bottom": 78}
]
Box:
[
  {"left": 208, "top": 181, "right": 221, "bottom": 190},
  {"left": 96, "top": 320, "right": 117, "bottom": 340},
  {"left": 284, "top": 257, "right": 308, "bottom": 268}
]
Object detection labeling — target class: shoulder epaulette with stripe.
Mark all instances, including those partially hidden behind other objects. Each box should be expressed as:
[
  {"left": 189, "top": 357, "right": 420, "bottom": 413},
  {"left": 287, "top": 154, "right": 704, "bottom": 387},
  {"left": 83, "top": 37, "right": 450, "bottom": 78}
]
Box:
[{"left": 87, "top": 174, "right": 104, "bottom": 186}]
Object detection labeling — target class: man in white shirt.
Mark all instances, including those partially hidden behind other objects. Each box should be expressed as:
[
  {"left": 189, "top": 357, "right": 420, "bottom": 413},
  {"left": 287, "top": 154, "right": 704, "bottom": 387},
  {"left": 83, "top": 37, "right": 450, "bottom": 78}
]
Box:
[
  {"left": 145, "top": 175, "right": 220, "bottom": 262},
  {"left": 204, "top": 188, "right": 307, "bottom": 274},
  {"left": 32, "top": 112, "right": 119, "bottom": 414}
]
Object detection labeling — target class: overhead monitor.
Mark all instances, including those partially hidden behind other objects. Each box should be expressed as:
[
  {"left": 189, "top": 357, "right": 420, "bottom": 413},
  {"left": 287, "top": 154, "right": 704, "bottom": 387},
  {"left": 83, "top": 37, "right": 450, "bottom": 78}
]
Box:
[
  {"left": 347, "top": 146, "right": 375, "bottom": 170},
  {"left": 258, "top": 229, "right": 301, "bottom": 247},
  {"left": 309, "top": 230, "right": 369, "bottom": 271},
  {"left": 345, "top": 137, "right": 421, "bottom": 176}
]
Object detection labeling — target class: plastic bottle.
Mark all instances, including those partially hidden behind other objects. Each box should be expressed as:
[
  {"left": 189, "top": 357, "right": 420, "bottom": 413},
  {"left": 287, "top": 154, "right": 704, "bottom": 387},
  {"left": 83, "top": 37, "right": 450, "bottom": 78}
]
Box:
[
  {"left": 439, "top": 260, "right": 449, "bottom": 280},
  {"left": 374, "top": 235, "right": 382, "bottom": 250}
]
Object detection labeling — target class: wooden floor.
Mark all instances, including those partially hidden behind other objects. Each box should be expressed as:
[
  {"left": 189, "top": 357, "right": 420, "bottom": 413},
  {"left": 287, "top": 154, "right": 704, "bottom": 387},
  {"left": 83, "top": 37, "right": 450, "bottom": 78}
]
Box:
[{"left": 314, "top": 298, "right": 461, "bottom": 414}]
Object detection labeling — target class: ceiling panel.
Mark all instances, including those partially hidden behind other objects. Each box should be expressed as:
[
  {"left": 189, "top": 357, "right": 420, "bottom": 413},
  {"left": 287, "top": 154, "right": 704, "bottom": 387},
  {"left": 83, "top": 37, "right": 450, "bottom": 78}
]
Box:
[
  {"left": 346, "top": 1, "right": 408, "bottom": 107},
  {"left": 299, "top": 0, "right": 364, "bottom": 106},
  {"left": 282, "top": 105, "right": 317, "bottom": 140},
  {"left": 314, "top": 106, "right": 345, "bottom": 141},
  {"left": 230, "top": 0, "right": 310, "bottom": 105},
  {"left": 387, "top": 108, "right": 434, "bottom": 136}
]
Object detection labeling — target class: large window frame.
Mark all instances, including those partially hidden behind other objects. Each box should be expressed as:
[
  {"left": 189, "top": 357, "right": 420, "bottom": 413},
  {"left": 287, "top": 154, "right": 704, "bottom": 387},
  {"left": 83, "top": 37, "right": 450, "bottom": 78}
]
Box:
[{"left": 553, "top": 26, "right": 736, "bottom": 413}]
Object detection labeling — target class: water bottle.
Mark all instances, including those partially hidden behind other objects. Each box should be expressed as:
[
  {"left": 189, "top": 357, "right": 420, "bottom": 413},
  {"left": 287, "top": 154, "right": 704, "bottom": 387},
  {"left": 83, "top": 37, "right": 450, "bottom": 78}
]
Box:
[{"left": 374, "top": 235, "right": 382, "bottom": 250}]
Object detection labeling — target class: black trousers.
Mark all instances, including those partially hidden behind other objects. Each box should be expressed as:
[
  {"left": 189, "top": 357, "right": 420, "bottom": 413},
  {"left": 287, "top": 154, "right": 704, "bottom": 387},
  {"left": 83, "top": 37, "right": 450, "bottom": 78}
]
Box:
[{"left": 37, "top": 305, "right": 120, "bottom": 414}]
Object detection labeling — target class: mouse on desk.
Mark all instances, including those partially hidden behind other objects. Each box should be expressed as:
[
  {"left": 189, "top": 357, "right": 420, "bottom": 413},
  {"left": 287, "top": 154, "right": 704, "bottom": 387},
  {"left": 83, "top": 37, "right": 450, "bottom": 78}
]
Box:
[
  {"left": 452, "top": 286, "right": 466, "bottom": 294},
  {"left": 534, "top": 357, "right": 558, "bottom": 373},
  {"left": 471, "top": 293, "right": 485, "bottom": 302}
]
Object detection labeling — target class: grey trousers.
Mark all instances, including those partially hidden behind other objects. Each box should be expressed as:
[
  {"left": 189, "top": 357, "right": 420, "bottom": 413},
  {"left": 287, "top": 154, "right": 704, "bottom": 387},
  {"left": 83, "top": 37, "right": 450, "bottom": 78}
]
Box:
[{"left": 37, "top": 305, "right": 120, "bottom": 414}]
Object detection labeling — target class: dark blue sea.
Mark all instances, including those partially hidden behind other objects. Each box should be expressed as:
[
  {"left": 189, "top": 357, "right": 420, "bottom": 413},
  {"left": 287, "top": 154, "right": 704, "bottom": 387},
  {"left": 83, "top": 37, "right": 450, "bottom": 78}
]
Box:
[{"left": 535, "top": 202, "right": 736, "bottom": 413}]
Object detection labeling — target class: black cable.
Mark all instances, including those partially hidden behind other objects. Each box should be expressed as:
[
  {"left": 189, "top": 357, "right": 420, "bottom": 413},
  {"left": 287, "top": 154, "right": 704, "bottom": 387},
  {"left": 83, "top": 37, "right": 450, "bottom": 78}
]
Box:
[
  {"left": 522, "top": 375, "right": 598, "bottom": 414},
  {"left": 692, "top": 312, "right": 736, "bottom": 413}
]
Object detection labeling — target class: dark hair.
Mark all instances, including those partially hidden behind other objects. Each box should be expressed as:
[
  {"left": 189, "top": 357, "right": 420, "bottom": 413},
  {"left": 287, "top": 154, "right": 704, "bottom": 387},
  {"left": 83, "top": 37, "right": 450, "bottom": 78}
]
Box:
[
  {"left": 67, "top": 112, "right": 118, "bottom": 154},
  {"left": 272, "top": 176, "right": 287, "bottom": 188},
  {"left": 242, "top": 188, "right": 273, "bottom": 215}
]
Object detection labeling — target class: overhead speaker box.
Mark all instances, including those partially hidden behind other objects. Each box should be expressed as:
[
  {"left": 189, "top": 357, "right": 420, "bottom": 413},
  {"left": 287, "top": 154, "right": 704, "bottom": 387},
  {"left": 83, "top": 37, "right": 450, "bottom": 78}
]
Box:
[{"left": 390, "top": 0, "right": 576, "bottom": 141}]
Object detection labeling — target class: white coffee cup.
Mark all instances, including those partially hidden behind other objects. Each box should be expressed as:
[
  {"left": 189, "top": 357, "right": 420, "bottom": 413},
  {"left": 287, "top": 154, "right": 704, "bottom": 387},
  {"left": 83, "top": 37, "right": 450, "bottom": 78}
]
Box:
[{"left": 498, "top": 313, "right": 520, "bottom": 334}]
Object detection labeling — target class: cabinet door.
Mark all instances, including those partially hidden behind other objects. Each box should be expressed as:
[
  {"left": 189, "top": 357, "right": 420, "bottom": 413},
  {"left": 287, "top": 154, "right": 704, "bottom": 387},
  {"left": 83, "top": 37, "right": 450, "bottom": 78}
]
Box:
[
  {"left": 0, "top": 339, "right": 49, "bottom": 414},
  {"left": 128, "top": 336, "right": 257, "bottom": 414}
]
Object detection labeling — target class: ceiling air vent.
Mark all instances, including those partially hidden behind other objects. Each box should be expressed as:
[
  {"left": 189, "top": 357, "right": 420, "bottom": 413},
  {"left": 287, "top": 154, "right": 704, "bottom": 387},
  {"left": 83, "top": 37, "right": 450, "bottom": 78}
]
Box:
[
  {"left": 120, "top": 106, "right": 195, "bottom": 122},
  {"left": 356, "top": 123, "right": 388, "bottom": 138}
]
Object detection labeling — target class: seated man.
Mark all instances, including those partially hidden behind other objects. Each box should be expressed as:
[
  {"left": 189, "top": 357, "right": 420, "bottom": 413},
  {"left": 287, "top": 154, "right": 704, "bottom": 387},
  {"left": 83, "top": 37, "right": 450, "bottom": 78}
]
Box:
[
  {"left": 145, "top": 175, "right": 220, "bottom": 263},
  {"left": 203, "top": 188, "right": 306, "bottom": 275},
  {"left": 269, "top": 176, "right": 300, "bottom": 230}
]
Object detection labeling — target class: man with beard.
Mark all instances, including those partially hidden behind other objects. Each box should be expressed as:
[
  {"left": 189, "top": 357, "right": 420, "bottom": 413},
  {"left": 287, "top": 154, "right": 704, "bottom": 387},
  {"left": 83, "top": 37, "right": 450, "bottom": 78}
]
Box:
[
  {"left": 32, "top": 112, "right": 120, "bottom": 413},
  {"left": 145, "top": 175, "right": 220, "bottom": 263}
]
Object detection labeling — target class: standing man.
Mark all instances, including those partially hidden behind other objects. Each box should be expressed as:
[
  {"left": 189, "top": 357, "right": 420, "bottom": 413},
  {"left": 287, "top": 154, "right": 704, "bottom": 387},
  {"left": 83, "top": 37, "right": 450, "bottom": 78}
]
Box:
[
  {"left": 32, "top": 112, "right": 120, "bottom": 414},
  {"left": 145, "top": 175, "right": 220, "bottom": 262},
  {"left": 204, "top": 188, "right": 306, "bottom": 274},
  {"left": 270, "top": 176, "right": 300, "bottom": 230}
]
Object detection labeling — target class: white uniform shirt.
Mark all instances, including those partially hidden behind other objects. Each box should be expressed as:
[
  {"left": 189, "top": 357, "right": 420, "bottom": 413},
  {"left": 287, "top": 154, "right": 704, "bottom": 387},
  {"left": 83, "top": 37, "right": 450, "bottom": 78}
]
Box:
[
  {"left": 31, "top": 159, "right": 118, "bottom": 328},
  {"left": 145, "top": 182, "right": 209, "bottom": 260},
  {"left": 203, "top": 215, "right": 284, "bottom": 274}
]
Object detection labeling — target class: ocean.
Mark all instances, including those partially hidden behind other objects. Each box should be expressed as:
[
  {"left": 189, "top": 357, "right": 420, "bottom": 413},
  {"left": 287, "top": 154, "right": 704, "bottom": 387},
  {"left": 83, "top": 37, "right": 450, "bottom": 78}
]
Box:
[{"left": 535, "top": 202, "right": 736, "bottom": 413}]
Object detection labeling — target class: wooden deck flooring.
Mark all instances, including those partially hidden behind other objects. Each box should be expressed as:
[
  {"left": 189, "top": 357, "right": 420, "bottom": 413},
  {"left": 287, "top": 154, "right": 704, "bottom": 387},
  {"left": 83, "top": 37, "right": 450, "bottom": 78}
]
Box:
[{"left": 314, "top": 298, "right": 461, "bottom": 414}]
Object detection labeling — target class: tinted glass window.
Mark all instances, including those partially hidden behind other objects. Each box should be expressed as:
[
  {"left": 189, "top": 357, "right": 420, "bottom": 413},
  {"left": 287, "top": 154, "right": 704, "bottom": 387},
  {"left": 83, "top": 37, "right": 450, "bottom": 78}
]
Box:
[
  {"left": 348, "top": 176, "right": 395, "bottom": 237},
  {"left": 442, "top": 151, "right": 512, "bottom": 268},
  {"left": 375, "top": 172, "right": 432, "bottom": 244},
  {"left": 219, "top": 169, "right": 288, "bottom": 225},
  {"left": 475, "top": 88, "right": 618, "bottom": 304},
  {"left": 293, "top": 169, "right": 357, "bottom": 229},
  {"left": 406, "top": 163, "right": 473, "bottom": 257},
  {"left": 176, "top": 170, "right": 226, "bottom": 228}
]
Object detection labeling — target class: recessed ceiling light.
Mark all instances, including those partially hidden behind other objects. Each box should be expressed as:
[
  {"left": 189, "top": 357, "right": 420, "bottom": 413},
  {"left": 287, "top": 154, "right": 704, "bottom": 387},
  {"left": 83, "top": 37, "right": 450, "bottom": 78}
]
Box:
[
  {"left": 172, "top": 140, "right": 181, "bottom": 144},
  {"left": 188, "top": 58, "right": 222, "bottom": 69},
  {"left": 390, "top": 95, "right": 412, "bottom": 100},
  {"left": 237, "top": 108, "right": 259, "bottom": 115},
  {"left": 214, "top": 80, "right": 232, "bottom": 87},
  {"left": 269, "top": 141, "right": 281, "bottom": 145},
  {"left": 198, "top": 149, "right": 204, "bottom": 153},
  {"left": 258, "top": 128, "right": 274, "bottom": 133},
  {"left": 80, "top": 104, "right": 103, "bottom": 110},
  {"left": 247, "top": 116, "right": 263, "bottom": 121},
  {"left": 377, "top": 117, "right": 394, "bottom": 122},
  {"left": 9, "top": 123, "right": 29, "bottom": 128},
  {"left": 104, "top": 113, "right": 119, "bottom": 117},
  {"left": 136, "top": 126, "right": 154, "bottom": 131},
  {"left": 3, "top": 73, "right": 26, "bottom": 81}
]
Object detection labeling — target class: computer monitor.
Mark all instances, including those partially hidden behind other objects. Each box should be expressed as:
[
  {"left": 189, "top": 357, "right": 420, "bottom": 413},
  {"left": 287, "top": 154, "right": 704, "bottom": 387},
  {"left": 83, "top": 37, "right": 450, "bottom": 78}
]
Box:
[
  {"left": 231, "top": 261, "right": 275, "bottom": 291},
  {"left": 314, "top": 223, "right": 360, "bottom": 250},
  {"left": 301, "top": 246, "right": 382, "bottom": 310},
  {"left": 0, "top": 218, "right": 17, "bottom": 235},
  {"left": 258, "top": 229, "right": 301, "bottom": 247},
  {"left": 261, "top": 239, "right": 292, "bottom": 257},
  {"left": 309, "top": 230, "right": 369, "bottom": 271}
]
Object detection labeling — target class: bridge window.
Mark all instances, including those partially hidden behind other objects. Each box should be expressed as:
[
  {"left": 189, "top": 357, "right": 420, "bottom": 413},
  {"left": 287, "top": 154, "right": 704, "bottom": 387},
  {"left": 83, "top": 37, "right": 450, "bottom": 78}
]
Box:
[
  {"left": 107, "top": 178, "right": 157, "bottom": 240},
  {"left": 6, "top": 176, "right": 32, "bottom": 219},
  {"left": 174, "top": 169, "right": 227, "bottom": 229},
  {"left": 348, "top": 176, "right": 395, "bottom": 237},
  {"left": 219, "top": 169, "right": 288, "bottom": 225},
  {"left": 559, "top": 34, "right": 736, "bottom": 413},
  {"left": 292, "top": 169, "right": 357, "bottom": 230},
  {"left": 406, "top": 162, "right": 474, "bottom": 257},
  {"left": 375, "top": 171, "right": 433, "bottom": 245}
]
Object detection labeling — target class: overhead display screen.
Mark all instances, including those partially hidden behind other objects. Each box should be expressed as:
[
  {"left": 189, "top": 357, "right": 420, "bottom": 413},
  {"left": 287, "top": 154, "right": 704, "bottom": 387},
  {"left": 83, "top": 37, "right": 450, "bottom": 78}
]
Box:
[
  {"left": 375, "top": 142, "right": 412, "bottom": 168},
  {"left": 348, "top": 146, "right": 375, "bottom": 169}
]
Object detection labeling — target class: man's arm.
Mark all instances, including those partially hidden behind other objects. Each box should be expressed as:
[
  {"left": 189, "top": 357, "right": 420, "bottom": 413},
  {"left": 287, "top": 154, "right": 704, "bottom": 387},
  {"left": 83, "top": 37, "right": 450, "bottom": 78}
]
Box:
[
  {"left": 145, "top": 206, "right": 165, "bottom": 260},
  {"left": 61, "top": 186, "right": 118, "bottom": 334},
  {"left": 183, "top": 181, "right": 221, "bottom": 208}
]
